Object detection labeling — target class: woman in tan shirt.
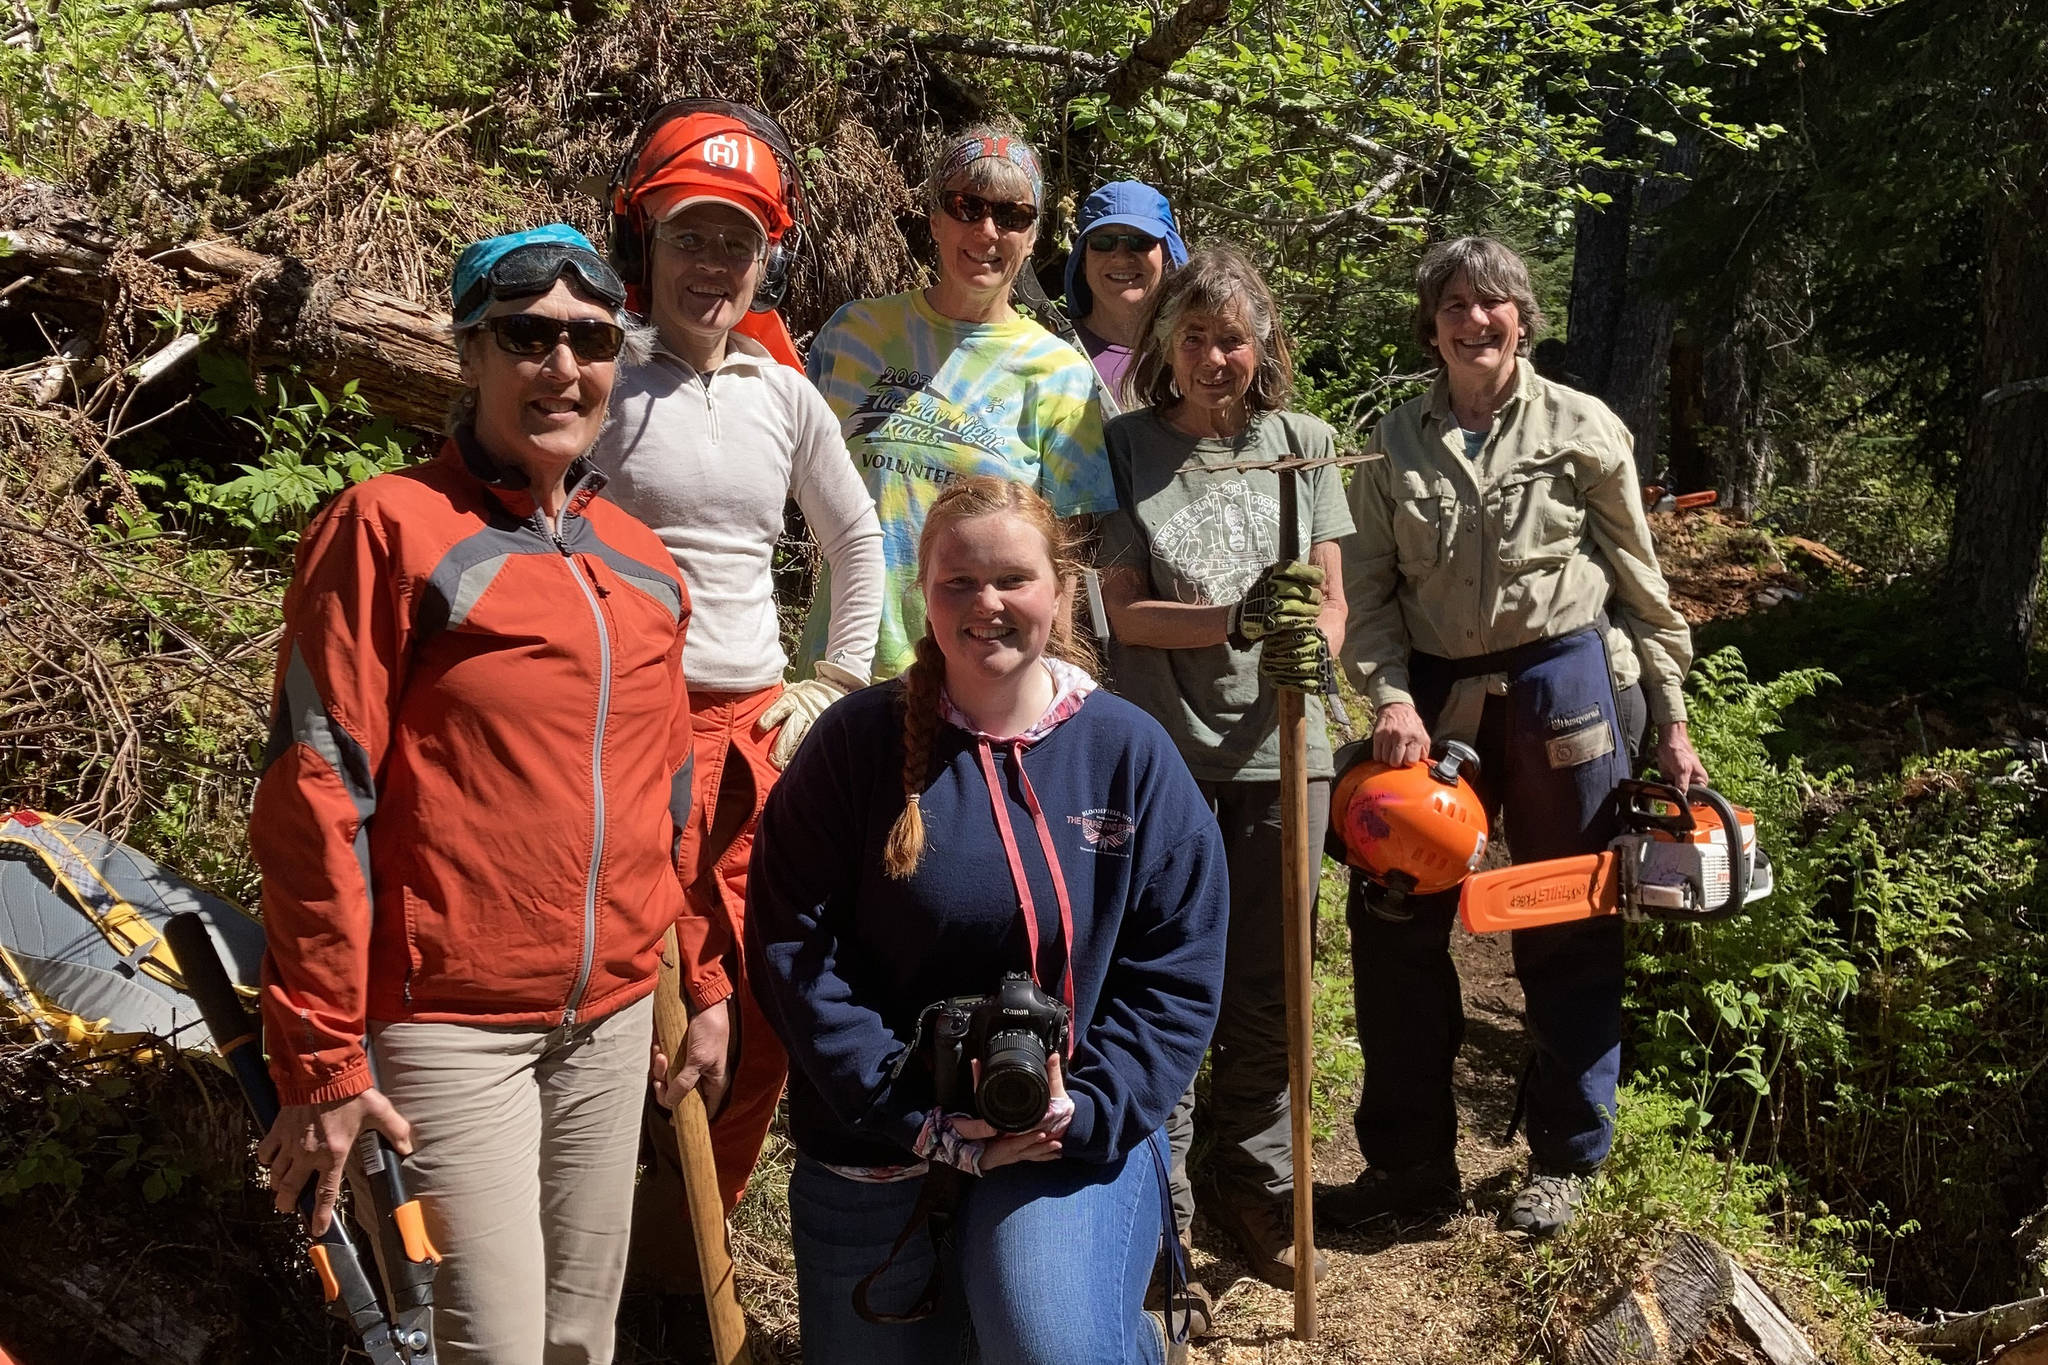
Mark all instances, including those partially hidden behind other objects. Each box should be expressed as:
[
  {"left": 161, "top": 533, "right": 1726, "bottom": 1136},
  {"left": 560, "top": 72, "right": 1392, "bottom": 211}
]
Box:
[{"left": 1322, "top": 235, "right": 1705, "bottom": 1241}]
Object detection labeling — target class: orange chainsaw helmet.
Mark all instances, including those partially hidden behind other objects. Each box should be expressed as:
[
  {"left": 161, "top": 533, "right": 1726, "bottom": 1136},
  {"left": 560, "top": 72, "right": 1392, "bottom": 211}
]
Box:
[{"left": 1328, "top": 740, "right": 1490, "bottom": 897}]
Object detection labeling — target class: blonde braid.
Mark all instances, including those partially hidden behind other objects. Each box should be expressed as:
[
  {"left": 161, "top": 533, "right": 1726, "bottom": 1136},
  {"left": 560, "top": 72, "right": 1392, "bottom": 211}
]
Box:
[{"left": 884, "top": 632, "right": 947, "bottom": 879}]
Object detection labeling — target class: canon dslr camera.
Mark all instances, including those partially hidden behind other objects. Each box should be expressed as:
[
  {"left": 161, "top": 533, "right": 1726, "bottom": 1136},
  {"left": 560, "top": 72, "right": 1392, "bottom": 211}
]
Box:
[{"left": 919, "top": 972, "right": 1072, "bottom": 1133}]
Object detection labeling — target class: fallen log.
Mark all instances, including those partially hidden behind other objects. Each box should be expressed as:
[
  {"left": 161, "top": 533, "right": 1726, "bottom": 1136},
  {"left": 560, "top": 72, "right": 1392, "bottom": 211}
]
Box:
[
  {"left": 1908, "top": 1295, "right": 2048, "bottom": 1361},
  {"left": 1569, "top": 1231, "right": 1734, "bottom": 1365},
  {"left": 1997, "top": 1327, "right": 2048, "bottom": 1364},
  {"left": 0, "top": 184, "right": 461, "bottom": 430},
  {"left": 1730, "top": 1263, "right": 1820, "bottom": 1365}
]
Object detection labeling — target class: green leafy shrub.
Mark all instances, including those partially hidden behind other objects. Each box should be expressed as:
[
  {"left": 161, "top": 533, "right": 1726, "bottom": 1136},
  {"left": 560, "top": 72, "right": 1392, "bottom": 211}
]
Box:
[
  {"left": 164, "top": 354, "right": 416, "bottom": 553},
  {"left": 1626, "top": 647, "right": 2047, "bottom": 1305}
]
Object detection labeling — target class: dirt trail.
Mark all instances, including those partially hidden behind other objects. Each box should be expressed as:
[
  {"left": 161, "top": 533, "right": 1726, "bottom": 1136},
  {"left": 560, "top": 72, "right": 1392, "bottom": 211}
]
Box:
[{"left": 1188, "top": 929, "right": 1535, "bottom": 1364}]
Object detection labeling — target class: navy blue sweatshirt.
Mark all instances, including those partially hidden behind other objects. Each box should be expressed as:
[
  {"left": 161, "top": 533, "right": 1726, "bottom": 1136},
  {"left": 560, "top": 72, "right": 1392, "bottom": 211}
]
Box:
[{"left": 744, "top": 679, "right": 1228, "bottom": 1170}]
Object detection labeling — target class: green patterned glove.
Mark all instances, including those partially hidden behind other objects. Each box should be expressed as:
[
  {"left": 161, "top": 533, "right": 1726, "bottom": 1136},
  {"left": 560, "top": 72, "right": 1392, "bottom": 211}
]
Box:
[
  {"left": 1259, "top": 625, "right": 1330, "bottom": 694},
  {"left": 1227, "top": 562, "right": 1325, "bottom": 649}
]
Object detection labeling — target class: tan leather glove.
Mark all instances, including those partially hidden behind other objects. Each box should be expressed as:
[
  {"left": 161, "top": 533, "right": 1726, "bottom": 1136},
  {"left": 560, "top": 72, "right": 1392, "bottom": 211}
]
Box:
[{"left": 757, "top": 660, "right": 867, "bottom": 769}]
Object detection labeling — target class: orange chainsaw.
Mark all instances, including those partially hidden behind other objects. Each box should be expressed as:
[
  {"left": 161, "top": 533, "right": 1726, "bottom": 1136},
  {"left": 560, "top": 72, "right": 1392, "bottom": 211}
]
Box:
[{"left": 1458, "top": 780, "right": 1773, "bottom": 934}]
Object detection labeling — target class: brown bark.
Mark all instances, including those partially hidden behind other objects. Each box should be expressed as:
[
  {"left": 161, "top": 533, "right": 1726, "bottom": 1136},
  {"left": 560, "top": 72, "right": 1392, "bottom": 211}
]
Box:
[
  {"left": 0, "top": 196, "right": 459, "bottom": 431},
  {"left": 1102, "top": 0, "right": 1230, "bottom": 110},
  {"left": 1602, "top": 132, "right": 1699, "bottom": 477},
  {"left": 1666, "top": 336, "right": 1708, "bottom": 493},
  {"left": 1563, "top": 111, "right": 1636, "bottom": 398},
  {"left": 1945, "top": 165, "right": 2048, "bottom": 678},
  {"left": 1565, "top": 120, "right": 1700, "bottom": 480}
]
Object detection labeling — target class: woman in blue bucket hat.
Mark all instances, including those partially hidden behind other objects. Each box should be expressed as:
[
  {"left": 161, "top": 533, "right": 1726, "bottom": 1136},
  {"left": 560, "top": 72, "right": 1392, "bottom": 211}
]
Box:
[{"left": 1064, "top": 181, "right": 1189, "bottom": 408}]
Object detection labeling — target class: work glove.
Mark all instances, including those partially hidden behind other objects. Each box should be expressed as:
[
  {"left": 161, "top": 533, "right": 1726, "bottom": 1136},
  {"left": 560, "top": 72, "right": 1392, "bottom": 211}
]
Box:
[
  {"left": 1259, "top": 624, "right": 1331, "bottom": 695},
  {"left": 757, "top": 660, "right": 867, "bottom": 769},
  {"left": 1227, "top": 561, "right": 1325, "bottom": 649}
]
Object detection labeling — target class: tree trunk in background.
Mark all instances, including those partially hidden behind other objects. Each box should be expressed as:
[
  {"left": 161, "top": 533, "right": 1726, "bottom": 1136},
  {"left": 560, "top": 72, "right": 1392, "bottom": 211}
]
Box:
[
  {"left": 1703, "top": 313, "right": 1771, "bottom": 515},
  {"left": 1946, "top": 167, "right": 2048, "bottom": 679},
  {"left": 1563, "top": 111, "right": 1635, "bottom": 398},
  {"left": 1565, "top": 120, "right": 1700, "bottom": 479},
  {"left": 1666, "top": 336, "right": 1709, "bottom": 492},
  {"left": 1603, "top": 131, "right": 1702, "bottom": 479}
]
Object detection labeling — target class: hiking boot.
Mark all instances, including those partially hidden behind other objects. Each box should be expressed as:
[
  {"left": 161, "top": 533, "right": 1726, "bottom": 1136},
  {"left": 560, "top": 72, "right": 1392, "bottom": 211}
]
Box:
[
  {"left": 1146, "top": 1269, "right": 1216, "bottom": 1341},
  {"left": 1148, "top": 1309, "right": 1191, "bottom": 1365},
  {"left": 1499, "top": 1168, "right": 1586, "bottom": 1239},
  {"left": 1207, "top": 1186, "right": 1328, "bottom": 1292},
  {"left": 1315, "top": 1156, "right": 1461, "bottom": 1231}
]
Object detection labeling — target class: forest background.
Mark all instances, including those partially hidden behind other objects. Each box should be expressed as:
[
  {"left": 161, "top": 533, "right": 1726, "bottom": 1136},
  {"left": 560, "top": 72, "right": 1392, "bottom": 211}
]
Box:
[{"left": 0, "top": 0, "right": 2044, "bottom": 1359}]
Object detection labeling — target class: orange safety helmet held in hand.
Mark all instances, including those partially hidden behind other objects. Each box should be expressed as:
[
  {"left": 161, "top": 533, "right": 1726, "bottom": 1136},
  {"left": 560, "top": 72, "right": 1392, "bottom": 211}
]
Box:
[{"left": 1328, "top": 740, "right": 1490, "bottom": 898}]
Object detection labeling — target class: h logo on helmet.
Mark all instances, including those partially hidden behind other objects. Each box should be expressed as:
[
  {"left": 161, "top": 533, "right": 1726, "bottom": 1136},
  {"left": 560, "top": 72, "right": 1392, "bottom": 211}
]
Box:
[{"left": 702, "top": 133, "right": 750, "bottom": 171}]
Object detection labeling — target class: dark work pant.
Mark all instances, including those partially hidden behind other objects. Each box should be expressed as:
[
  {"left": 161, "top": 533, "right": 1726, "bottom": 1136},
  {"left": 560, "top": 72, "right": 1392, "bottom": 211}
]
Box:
[
  {"left": 1163, "top": 777, "right": 1330, "bottom": 1237},
  {"left": 1348, "top": 632, "right": 1643, "bottom": 1175}
]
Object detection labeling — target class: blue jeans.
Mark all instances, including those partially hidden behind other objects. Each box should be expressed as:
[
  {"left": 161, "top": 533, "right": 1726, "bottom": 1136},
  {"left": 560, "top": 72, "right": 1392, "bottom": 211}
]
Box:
[{"left": 789, "top": 1137, "right": 1166, "bottom": 1365}]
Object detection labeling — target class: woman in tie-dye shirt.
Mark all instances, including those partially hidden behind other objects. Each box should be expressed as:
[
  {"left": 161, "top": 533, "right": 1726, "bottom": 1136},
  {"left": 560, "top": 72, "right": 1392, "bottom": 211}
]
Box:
[{"left": 801, "top": 124, "right": 1115, "bottom": 679}]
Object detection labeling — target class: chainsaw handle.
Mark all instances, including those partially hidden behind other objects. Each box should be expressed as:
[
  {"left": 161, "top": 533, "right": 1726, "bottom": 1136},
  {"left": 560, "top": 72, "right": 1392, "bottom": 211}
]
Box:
[
  {"left": 1616, "top": 778, "right": 1695, "bottom": 835},
  {"left": 1687, "top": 785, "right": 1750, "bottom": 920}
]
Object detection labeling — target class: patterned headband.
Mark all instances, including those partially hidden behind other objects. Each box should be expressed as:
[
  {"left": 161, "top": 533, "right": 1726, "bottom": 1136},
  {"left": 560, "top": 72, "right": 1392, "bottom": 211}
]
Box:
[{"left": 935, "top": 133, "right": 1044, "bottom": 206}]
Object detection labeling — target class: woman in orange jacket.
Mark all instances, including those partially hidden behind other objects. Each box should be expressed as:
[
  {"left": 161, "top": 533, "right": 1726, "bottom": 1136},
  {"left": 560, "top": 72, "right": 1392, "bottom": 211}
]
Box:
[{"left": 251, "top": 225, "right": 693, "bottom": 1365}]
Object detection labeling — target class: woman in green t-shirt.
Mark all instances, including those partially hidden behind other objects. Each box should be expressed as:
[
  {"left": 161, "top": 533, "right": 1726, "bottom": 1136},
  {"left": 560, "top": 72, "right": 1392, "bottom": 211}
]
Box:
[{"left": 1095, "top": 243, "right": 1352, "bottom": 1319}]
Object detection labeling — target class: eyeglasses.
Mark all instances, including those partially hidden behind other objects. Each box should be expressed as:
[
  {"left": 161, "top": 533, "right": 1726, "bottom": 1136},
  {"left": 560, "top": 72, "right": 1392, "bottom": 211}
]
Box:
[
  {"left": 480, "top": 314, "right": 626, "bottom": 362},
  {"left": 653, "top": 221, "right": 768, "bottom": 264},
  {"left": 940, "top": 191, "right": 1039, "bottom": 234},
  {"left": 1086, "top": 231, "right": 1160, "bottom": 254}
]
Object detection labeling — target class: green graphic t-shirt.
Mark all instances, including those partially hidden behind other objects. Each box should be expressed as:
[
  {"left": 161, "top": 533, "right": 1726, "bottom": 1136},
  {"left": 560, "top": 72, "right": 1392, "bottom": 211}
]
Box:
[
  {"left": 801, "top": 289, "right": 1114, "bottom": 677},
  {"left": 1098, "top": 407, "right": 1355, "bottom": 782}
]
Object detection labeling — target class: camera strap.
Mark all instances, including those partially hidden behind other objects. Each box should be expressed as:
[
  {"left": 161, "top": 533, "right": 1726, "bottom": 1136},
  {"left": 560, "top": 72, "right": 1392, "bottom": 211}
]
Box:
[
  {"left": 852, "top": 1165, "right": 964, "bottom": 1325},
  {"left": 974, "top": 738, "right": 1077, "bottom": 1036},
  {"left": 1150, "top": 1129, "right": 1194, "bottom": 1346}
]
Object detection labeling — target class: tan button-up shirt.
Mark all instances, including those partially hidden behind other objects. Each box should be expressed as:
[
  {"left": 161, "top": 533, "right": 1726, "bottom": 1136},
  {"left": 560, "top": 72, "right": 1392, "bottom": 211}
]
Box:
[{"left": 1342, "top": 363, "right": 1693, "bottom": 725}]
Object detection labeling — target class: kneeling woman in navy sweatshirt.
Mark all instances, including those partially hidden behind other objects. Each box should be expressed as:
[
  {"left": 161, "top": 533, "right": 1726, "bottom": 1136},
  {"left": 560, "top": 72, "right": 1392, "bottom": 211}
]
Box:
[{"left": 746, "top": 475, "right": 1229, "bottom": 1364}]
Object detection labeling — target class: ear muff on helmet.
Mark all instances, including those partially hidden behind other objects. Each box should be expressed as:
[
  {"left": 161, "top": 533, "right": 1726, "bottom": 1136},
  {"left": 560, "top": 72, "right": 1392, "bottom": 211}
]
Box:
[
  {"left": 1329, "top": 739, "right": 1490, "bottom": 902},
  {"left": 608, "top": 97, "right": 811, "bottom": 314}
]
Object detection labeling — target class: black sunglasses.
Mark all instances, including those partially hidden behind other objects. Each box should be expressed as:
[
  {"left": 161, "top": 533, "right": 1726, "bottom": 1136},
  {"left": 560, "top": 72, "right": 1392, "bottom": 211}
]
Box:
[
  {"left": 940, "top": 190, "right": 1039, "bottom": 234},
  {"left": 1086, "top": 231, "right": 1160, "bottom": 254},
  {"left": 480, "top": 314, "right": 626, "bottom": 362}
]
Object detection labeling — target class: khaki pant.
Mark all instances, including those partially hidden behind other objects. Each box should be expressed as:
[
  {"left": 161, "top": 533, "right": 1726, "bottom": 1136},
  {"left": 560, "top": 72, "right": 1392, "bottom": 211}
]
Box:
[{"left": 370, "top": 994, "right": 653, "bottom": 1365}]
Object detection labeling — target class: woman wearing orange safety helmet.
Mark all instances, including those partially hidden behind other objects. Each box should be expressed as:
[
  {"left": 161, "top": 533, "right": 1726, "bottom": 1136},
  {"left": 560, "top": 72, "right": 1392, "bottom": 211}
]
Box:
[
  {"left": 1323, "top": 236, "right": 1704, "bottom": 1242},
  {"left": 595, "top": 100, "right": 885, "bottom": 1333}
]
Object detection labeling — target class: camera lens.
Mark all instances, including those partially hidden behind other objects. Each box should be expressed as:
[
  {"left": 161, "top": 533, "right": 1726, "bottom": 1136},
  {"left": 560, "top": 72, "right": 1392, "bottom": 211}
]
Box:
[{"left": 976, "top": 1030, "right": 1052, "bottom": 1133}]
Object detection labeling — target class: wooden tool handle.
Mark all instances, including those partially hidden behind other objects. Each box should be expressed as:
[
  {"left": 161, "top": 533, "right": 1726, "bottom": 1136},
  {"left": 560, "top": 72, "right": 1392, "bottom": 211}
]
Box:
[
  {"left": 653, "top": 927, "right": 754, "bottom": 1365},
  {"left": 1278, "top": 686, "right": 1319, "bottom": 1341}
]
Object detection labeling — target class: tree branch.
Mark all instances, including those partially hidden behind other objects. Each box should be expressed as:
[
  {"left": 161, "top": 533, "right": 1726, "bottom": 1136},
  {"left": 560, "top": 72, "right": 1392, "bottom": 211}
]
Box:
[
  {"left": 1102, "top": 0, "right": 1229, "bottom": 109},
  {"left": 1983, "top": 376, "right": 2048, "bottom": 407},
  {"left": 891, "top": 27, "right": 1424, "bottom": 178}
]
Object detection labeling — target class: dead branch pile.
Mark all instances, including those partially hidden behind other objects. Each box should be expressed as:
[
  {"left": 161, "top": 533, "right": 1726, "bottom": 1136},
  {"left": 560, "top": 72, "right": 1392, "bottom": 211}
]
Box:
[{"left": 0, "top": 409, "right": 277, "bottom": 888}]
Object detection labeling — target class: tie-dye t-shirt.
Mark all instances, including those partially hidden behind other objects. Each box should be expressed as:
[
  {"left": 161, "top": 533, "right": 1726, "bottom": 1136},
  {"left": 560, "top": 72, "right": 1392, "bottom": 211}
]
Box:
[{"left": 799, "top": 289, "right": 1115, "bottom": 678}]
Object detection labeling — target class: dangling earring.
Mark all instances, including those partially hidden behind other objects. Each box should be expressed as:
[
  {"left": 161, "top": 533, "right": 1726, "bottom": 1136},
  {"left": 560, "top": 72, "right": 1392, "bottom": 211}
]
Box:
[{"left": 1168, "top": 378, "right": 1182, "bottom": 399}]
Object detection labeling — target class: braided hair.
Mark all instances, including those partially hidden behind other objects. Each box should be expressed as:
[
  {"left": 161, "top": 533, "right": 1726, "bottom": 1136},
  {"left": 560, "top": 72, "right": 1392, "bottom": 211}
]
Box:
[{"left": 882, "top": 476, "right": 1097, "bottom": 880}]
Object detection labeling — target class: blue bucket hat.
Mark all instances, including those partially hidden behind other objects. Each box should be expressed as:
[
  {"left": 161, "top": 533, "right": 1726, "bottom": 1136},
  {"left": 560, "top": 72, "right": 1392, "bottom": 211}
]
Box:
[
  {"left": 452, "top": 224, "right": 627, "bottom": 328},
  {"left": 1064, "top": 181, "right": 1189, "bottom": 320}
]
